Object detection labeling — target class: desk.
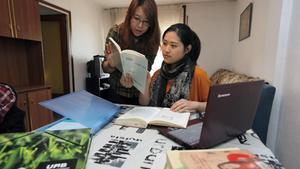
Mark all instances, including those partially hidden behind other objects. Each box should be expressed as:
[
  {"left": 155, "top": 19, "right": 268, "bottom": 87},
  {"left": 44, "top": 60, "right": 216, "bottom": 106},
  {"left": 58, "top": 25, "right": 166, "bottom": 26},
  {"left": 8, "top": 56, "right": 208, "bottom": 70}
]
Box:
[{"left": 46, "top": 117, "right": 283, "bottom": 169}]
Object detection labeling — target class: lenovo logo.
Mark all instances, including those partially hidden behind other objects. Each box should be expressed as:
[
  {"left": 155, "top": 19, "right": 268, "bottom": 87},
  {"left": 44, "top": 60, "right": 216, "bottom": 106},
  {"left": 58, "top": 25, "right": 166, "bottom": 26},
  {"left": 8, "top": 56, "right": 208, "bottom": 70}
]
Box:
[{"left": 217, "top": 93, "right": 231, "bottom": 98}]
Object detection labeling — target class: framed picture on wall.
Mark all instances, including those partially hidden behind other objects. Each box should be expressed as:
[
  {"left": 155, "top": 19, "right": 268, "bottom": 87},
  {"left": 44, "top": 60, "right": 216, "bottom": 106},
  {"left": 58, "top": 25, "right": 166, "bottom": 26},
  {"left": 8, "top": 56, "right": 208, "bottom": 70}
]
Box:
[{"left": 239, "top": 3, "right": 253, "bottom": 41}]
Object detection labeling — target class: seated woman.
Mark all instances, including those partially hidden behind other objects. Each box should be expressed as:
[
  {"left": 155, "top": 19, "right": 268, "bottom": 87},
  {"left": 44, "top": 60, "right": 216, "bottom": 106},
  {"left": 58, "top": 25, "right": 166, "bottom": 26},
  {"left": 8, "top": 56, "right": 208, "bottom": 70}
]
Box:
[{"left": 139, "top": 23, "right": 211, "bottom": 112}]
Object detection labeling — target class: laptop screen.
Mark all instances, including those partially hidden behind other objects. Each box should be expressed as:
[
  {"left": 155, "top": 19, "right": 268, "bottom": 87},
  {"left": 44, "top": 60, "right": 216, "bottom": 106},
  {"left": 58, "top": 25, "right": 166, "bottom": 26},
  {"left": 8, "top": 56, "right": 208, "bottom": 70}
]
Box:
[{"left": 199, "top": 80, "right": 264, "bottom": 148}]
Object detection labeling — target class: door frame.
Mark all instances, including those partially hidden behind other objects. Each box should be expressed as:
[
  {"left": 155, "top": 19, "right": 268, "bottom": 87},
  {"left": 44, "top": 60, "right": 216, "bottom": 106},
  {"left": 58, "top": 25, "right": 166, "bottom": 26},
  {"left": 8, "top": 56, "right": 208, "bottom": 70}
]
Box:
[{"left": 38, "top": 0, "right": 74, "bottom": 93}]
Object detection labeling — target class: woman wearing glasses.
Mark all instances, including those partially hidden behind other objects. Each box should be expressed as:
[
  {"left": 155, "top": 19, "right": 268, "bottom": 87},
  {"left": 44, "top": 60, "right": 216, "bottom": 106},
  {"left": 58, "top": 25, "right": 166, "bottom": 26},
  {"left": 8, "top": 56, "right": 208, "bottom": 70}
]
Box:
[{"left": 102, "top": 0, "right": 160, "bottom": 105}]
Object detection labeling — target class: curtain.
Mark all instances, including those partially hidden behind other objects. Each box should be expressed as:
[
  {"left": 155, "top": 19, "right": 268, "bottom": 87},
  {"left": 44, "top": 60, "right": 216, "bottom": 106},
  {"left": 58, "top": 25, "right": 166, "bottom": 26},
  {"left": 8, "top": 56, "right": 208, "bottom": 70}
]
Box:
[
  {"left": 157, "top": 5, "right": 184, "bottom": 35},
  {"left": 109, "top": 8, "right": 127, "bottom": 25},
  {"left": 151, "top": 5, "right": 184, "bottom": 75}
]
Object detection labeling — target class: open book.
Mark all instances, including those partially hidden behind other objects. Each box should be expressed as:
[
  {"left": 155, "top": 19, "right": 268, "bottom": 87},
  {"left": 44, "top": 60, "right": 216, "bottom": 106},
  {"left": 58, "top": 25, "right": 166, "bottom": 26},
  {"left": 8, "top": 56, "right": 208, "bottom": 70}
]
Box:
[
  {"left": 114, "top": 106, "right": 190, "bottom": 128},
  {"left": 108, "top": 37, "right": 148, "bottom": 93}
]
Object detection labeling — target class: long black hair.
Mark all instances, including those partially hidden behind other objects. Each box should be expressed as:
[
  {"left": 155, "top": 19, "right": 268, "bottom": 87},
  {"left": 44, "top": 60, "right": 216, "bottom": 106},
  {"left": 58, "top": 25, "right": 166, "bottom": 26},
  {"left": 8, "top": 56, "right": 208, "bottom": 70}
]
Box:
[{"left": 162, "top": 23, "right": 201, "bottom": 64}]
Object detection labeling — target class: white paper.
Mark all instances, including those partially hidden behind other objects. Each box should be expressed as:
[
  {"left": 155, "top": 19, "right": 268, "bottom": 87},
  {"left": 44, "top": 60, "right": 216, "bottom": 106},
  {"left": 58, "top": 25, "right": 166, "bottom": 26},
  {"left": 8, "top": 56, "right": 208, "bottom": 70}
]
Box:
[
  {"left": 46, "top": 119, "right": 88, "bottom": 131},
  {"left": 85, "top": 125, "right": 178, "bottom": 169}
]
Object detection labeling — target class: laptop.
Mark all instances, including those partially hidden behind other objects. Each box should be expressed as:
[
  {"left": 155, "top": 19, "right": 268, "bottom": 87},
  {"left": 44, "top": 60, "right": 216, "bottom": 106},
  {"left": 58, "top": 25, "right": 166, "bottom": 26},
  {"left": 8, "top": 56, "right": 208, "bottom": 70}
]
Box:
[{"left": 157, "top": 80, "right": 264, "bottom": 149}]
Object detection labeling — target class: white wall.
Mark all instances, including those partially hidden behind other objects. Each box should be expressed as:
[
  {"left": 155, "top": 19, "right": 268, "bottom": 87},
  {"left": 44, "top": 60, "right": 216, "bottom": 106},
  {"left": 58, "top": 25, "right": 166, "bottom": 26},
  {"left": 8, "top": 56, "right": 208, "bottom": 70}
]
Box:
[
  {"left": 186, "top": 1, "right": 236, "bottom": 76},
  {"left": 231, "top": 0, "right": 287, "bottom": 151},
  {"left": 232, "top": 1, "right": 277, "bottom": 82},
  {"left": 46, "top": 0, "right": 106, "bottom": 91},
  {"left": 231, "top": 0, "right": 300, "bottom": 168},
  {"left": 188, "top": 1, "right": 299, "bottom": 167},
  {"left": 102, "top": 10, "right": 113, "bottom": 43},
  {"left": 276, "top": 0, "right": 300, "bottom": 168}
]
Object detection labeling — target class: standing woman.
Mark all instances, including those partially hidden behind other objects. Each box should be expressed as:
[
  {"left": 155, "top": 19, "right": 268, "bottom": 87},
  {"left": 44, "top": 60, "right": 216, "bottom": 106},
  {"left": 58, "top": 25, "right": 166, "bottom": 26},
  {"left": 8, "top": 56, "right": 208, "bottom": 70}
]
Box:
[
  {"left": 139, "top": 23, "right": 211, "bottom": 112},
  {"left": 102, "top": 0, "right": 160, "bottom": 105}
]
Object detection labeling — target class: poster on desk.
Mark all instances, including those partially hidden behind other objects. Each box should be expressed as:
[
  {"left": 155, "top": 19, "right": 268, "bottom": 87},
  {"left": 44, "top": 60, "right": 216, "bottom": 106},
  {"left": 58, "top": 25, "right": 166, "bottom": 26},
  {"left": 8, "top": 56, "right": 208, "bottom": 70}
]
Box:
[{"left": 86, "top": 125, "right": 178, "bottom": 169}]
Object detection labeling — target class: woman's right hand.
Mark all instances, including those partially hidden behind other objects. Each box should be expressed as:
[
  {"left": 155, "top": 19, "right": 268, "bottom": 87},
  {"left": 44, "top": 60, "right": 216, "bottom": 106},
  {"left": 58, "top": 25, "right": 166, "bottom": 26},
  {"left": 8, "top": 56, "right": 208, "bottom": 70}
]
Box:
[
  {"left": 139, "top": 72, "right": 151, "bottom": 105},
  {"left": 103, "top": 42, "right": 116, "bottom": 72}
]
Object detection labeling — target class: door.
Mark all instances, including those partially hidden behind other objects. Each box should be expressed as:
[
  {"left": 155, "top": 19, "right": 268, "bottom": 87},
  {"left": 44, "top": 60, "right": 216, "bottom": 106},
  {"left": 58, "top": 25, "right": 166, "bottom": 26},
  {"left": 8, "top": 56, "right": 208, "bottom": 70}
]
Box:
[
  {"left": 39, "top": 3, "right": 73, "bottom": 96},
  {"left": 41, "top": 14, "right": 70, "bottom": 96}
]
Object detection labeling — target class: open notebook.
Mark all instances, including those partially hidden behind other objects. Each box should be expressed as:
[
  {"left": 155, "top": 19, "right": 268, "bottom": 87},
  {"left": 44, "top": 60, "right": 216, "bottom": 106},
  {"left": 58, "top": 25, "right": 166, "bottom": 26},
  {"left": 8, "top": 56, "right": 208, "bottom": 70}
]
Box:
[{"left": 39, "top": 90, "right": 120, "bottom": 135}]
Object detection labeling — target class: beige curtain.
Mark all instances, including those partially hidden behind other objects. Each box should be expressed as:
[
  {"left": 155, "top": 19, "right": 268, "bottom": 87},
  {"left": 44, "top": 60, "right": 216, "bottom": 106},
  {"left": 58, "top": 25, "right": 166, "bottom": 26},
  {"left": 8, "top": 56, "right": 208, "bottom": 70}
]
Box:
[
  {"left": 157, "top": 5, "right": 184, "bottom": 35},
  {"left": 109, "top": 8, "right": 127, "bottom": 25},
  {"left": 152, "top": 4, "right": 184, "bottom": 75}
]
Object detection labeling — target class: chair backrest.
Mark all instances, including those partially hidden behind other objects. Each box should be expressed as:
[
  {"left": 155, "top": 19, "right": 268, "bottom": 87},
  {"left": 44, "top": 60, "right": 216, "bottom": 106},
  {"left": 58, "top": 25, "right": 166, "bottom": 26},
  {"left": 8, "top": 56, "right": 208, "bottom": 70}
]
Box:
[{"left": 252, "top": 83, "right": 276, "bottom": 144}]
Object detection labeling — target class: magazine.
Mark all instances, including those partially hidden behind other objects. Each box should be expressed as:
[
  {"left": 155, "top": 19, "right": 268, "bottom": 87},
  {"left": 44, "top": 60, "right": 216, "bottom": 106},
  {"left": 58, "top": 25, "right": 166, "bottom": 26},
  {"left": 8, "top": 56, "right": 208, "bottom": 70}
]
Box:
[
  {"left": 166, "top": 148, "right": 272, "bottom": 169},
  {"left": 0, "top": 128, "right": 91, "bottom": 169}
]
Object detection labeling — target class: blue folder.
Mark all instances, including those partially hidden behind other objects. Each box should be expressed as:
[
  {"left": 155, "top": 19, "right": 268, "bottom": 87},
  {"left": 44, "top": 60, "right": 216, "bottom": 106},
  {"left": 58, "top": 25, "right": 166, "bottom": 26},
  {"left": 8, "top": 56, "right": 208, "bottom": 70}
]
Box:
[{"left": 39, "top": 90, "right": 120, "bottom": 135}]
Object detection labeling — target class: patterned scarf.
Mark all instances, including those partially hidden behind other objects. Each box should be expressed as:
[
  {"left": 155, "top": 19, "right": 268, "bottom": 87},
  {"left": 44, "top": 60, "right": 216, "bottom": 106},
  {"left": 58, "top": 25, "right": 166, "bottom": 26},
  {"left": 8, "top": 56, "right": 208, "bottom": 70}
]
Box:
[{"left": 150, "top": 56, "right": 195, "bottom": 107}]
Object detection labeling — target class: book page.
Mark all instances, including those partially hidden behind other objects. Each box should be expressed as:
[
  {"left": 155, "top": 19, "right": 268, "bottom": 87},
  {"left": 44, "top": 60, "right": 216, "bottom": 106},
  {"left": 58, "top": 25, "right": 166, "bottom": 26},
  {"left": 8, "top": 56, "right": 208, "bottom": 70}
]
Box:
[
  {"left": 114, "top": 107, "right": 161, "bottom": 128},
  {"left": 150, "top": 108, "right": 190, "bottom": 128},
  {"left": 108, "top": 37, "right": 123, "bottom": 72},
  {"left": 121, "top": 50, "right": 148, "bottom": 93}
]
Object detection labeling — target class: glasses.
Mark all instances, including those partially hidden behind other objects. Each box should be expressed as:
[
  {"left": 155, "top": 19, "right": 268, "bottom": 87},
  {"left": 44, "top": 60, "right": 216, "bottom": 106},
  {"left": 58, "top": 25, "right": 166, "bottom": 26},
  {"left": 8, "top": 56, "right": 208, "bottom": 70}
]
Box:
[{"left": 131, "top": 15, "right": 150, "bottom": 28}]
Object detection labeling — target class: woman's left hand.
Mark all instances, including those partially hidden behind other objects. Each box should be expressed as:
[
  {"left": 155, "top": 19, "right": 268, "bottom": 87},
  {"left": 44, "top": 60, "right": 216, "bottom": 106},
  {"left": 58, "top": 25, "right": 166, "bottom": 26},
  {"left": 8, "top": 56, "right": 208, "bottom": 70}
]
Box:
[{"left": 170, "top": 99, "right": 199, "bottom": 112}]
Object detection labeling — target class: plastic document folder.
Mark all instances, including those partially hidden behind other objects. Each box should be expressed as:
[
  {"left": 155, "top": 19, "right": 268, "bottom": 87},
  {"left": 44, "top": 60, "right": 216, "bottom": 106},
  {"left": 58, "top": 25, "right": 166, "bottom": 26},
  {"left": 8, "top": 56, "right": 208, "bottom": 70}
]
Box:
[{"left": 39, "top": 90, "right": 120, "bottom": 135}]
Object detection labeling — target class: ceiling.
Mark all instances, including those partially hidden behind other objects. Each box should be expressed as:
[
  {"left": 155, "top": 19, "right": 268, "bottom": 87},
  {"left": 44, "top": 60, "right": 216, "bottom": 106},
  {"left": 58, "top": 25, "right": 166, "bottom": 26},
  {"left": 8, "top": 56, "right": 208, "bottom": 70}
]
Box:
[{"left": 94, "top": 0, "right": 228, "bottom": 8}]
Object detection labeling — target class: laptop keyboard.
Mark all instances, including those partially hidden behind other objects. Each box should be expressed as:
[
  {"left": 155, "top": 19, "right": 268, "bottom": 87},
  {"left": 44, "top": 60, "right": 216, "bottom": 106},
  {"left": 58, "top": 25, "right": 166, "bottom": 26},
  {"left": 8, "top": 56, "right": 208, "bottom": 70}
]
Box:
[{"left": 168, "top": 123, "right": 203, "bottom": 145}]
